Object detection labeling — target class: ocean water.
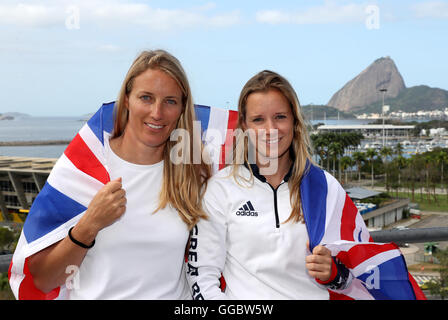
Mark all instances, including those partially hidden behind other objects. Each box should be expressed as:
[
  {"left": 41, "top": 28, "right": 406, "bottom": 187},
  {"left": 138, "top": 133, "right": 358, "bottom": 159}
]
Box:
[{"left": 0, "top": 116, "right": 85, "bottom": 158}]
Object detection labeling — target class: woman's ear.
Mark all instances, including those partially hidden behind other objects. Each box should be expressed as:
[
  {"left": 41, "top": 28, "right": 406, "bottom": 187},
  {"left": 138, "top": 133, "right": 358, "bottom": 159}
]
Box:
[{"left": 124, "top": 95, "right": 129, "bottom": 110}]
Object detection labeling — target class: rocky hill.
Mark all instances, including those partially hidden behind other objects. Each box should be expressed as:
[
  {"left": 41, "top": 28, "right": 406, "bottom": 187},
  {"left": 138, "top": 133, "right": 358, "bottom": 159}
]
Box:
[
  {"left": 327, "top": 57, "right": 406, "bottom": 112},
  {"left": 354, "top": 85, "right": 448, "bottom": 114}
]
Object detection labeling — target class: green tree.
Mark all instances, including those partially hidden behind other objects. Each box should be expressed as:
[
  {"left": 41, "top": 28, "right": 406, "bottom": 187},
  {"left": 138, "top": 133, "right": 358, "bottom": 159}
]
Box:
[
  {"left": 310, "top": 132, "right": 364, "bottom": 173},
  {"left": 435, "top": 150, "right": 448, "bottom": 193},
  {"left": 328, "top": 142, "right": 343, "bottom": 180},
  {"left": 352, "top": 151, "right": 366, "bottom": 183},
  {"left": 340, "top": 156, "right": 353, "bottom": 185},
  {"left": 395, "top": 142, "right": 404, "bottom": 158},
  {"left": 339, "top": 132, "right": 363, "bottom": 155},
  {"left": 415, "top": 155, "right": 427, "bottom": 202},
  {"left": 426, "top": 247, "right": 448, "bottom": 300},
  {"left": 366, "top": 148, "right": 377, "bottom": 188},
  {"left": 393, "top": 155, "right": 407, "bottom": 195},
  {"left": 0, "top": 227, "right": 14, "bottom": 251},
  {"left": 423, "top": 154, "right": 435, "bottom": 204},
  {"left": 405, "top": 156, "right": 419, "bottom": 201},
  {"left": 310, "top": 133, "right": 328, "bottom": 168}
]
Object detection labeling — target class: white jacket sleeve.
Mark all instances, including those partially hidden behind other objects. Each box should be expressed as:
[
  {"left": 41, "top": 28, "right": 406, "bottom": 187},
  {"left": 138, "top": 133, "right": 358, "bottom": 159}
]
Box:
[{"left": 186, "top": 191, "right": 228, "bottom": 300}]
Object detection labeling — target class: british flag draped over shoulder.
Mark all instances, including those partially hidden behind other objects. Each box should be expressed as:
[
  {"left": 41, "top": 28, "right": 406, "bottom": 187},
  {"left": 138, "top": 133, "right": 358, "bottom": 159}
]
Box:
[
  {"left": 9, "top": 103, "right": 425, "bottom": 300},
  {"left": 9, "top": 103, "right": 116, "bottom": 299},
  {"left": 300, "top": 164, "right": 426, "bottom": 300}
]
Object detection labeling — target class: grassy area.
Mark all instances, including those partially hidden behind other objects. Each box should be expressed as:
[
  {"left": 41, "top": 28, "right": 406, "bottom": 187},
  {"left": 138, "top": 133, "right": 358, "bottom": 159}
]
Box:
[
  {"left": 386, "top": 191, "right": 448, "bottom": 212},
  {"left": 407, "top": 263, "right": 441, "bottom": 273},
  {"left": 0, "top": 272, "right": 14, "bottom": 300}
]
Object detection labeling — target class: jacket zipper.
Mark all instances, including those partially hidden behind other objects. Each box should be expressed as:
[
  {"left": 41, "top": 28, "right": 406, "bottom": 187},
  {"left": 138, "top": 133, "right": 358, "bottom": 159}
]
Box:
[{"left": 268, "top": 182, "right": 285, "bottom": 229}]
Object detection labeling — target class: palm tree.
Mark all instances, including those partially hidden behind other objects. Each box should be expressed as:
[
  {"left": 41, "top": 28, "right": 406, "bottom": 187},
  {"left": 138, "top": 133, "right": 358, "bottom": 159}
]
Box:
[
  {"left": 311, "top": 134, "right": 329, "bottom": 168},
  {"left": 340, "top": 156, "right": 353, "bottom": 185},
  {"left": 395, "top": 142, "right": 404, "bottom": 158},
  {"left": 393, "top": 155, "right": 407, "bottom": 194},
  {"left": 413, "top": 154, "right": 426, "bottom": 202},
  {"left": 366, "top": 148, "right": 377, "bottom": 188},
  {"left": 339, "top": 132, "right": 363, "bottom": 156},
  {"left": 423, "top": 153, "right": 435, "bottom": 203},
  {"left": 328, "top": 142, "right": 343, "bottom": 179},
  {"left": 435, "top": 150, "right": 448, "bottom": 193},
  {"left": 405, "top": 156, "right": 417, "bottom": 201},
  {"left": 352, "top": 151, "right": 366, "bottom": 183}
]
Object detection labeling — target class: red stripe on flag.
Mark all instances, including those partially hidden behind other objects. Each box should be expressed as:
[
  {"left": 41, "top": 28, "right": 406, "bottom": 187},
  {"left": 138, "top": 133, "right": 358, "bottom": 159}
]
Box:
[
  {"left": 219, "top": 275, "right": 226, "bottom": 292},
  {"left": 219, "top": 110, "right": 239, "bottom": 170},
  {"left": 336, "top": 243, "right": 399, "bottom": 269},
  {"left": 64, "top": 133, "right": 110, "bottom": 185},
  {"left": 407, "top": 272, "right": 427, "bottom": 300},
  {"left": 329, "top": 290, "right": 354, "bottom": 300},
  {"left": 18, "top": 258, "right": 60, "bottom": 300},
  {"left": 7, "top": 260, "right": 12, "bottom": 281},
  {"left": 340, "top": 194, "right": 358, "bottom": 241}
]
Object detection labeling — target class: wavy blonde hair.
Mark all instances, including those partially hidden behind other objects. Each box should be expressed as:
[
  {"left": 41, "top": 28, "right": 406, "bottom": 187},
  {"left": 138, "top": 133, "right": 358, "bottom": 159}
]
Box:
[
  {"left": 113, "top": 50, "right": 211, "bottom": 229},
  {"left": 232, "top": 70, "right": 314, "bottom": 223}
]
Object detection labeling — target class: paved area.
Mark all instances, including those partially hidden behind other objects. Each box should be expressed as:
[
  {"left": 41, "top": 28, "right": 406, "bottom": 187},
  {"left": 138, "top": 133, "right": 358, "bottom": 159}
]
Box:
[
  {"left": 412, "top": 274, "right": 440, "bottom": 286},
  {"left": 395, "top": 211, "right": 447, "bottom": 298}
]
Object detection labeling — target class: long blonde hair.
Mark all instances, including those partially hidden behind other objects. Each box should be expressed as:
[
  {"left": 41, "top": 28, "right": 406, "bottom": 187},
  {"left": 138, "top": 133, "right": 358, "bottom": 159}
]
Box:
[
  {"left": 113, "top": 50, "right": 211, "bottom": 229},
  {"left": 233, "top": 70, "right": 314, "bottom": 223}
]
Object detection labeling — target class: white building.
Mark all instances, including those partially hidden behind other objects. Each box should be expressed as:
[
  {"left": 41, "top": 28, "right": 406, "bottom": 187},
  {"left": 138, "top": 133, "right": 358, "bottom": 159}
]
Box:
[{"left": 317, "top": 124, "right": 415, "bottom": 139}]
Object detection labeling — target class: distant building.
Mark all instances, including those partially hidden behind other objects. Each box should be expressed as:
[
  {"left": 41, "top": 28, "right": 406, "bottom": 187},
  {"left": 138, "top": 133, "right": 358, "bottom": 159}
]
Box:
[
  {"left": 346, "top": 186, "right": 410, "bottom": 229},
  {"left": 317, "top": 124, "right": 415, "bottom": 139},
  {"left": 362, "top": 198, "right": 410, "bottom": 229},
  {"left": 0, "top": 156, "right": 56, "bottom": 222}
]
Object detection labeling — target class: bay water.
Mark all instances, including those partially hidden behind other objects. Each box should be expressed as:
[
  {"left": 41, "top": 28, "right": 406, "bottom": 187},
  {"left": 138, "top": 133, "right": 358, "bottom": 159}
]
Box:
[{"left": 0, "top": 116, "right": 84, "bottom": 158}]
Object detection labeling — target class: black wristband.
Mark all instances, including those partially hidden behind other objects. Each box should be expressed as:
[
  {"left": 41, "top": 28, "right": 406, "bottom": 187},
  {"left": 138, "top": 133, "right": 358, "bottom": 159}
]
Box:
[
  {"left": 325, "top": 257, "right": 350, "bottom": 290},
  {"left": 68, "top": 227, "right": 95, "bottom": 249}
]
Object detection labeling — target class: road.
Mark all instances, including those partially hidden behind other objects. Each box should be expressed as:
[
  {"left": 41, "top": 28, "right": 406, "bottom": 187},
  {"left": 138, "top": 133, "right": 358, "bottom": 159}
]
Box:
[
  {"left": 398, "top": 212, "right": 448, "bottom": 300},
  {"left": 410, "top": 211, "right": 448, "bottom": 249}
]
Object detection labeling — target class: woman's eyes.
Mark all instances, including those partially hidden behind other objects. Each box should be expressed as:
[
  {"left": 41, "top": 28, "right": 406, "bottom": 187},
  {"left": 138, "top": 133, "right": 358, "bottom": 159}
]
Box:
[{"left": 251, "top": 115, "right": 287, "bottom": 122}]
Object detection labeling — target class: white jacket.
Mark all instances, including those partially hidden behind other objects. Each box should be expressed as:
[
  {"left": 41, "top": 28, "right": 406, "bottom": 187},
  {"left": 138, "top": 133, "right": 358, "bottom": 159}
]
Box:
[{"left": 186, "top": 164, "right": 332, "bottom": 300}]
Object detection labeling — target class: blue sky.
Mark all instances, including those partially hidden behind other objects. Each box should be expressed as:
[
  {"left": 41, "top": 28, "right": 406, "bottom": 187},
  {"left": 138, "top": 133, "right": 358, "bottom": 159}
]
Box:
[{"left": 1, "top": 0, "right": 448, "bottom": 116}]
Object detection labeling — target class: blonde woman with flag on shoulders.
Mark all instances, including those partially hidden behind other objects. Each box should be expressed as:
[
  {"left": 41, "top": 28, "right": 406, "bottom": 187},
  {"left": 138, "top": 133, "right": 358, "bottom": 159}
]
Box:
[
  {"left": 9, "top": 50, "right": 211, "bottom": 299},
  {"left": 186, "top": 70, "right": 426, "bottom": 300}
]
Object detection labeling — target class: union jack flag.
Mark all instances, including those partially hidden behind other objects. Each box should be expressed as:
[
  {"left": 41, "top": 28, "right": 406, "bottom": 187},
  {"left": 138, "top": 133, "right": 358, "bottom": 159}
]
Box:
[
  {"left": 8, "top": 102, "right": 425, "bottom": 300},
  {"left": 300, "top": 164, "right": 426, "bottom": 299},
  {"left": 8, "top": 102, "right": 237, "bottom": 299}
]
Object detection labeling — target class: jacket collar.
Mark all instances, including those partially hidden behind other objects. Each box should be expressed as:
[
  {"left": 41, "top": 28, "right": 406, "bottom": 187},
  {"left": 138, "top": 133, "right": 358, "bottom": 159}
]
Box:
[{"left": 244, "top": 161, "right": 293, "bottom": 184}]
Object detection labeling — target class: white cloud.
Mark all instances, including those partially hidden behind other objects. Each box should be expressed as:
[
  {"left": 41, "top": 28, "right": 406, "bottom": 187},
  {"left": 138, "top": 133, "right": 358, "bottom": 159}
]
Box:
[
  {"left": 87, "top": 2, "right": 241, "bottom": 30},
  {"left": 411, "top": 1, "right": 448, "bottom": 19},
  {"left": 0, "top": 1, "right": 241, "bottom": 30},
  {"left": 256, "top": 1, "right": 371, "bottom": 25},
  {"left": 0, "top": 3, "right": 62, "bottom": 27}
]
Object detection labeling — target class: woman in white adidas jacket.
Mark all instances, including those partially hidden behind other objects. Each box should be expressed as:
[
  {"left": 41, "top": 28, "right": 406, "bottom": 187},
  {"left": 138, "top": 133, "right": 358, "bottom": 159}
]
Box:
[{"left": 186, "top": 70, "right": 351, "bottom": 299}]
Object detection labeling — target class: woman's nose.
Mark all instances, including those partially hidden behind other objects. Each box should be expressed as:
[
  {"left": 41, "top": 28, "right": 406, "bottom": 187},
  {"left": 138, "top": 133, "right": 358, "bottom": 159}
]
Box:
[
  {"left": 263, "top": 119, "right": 278, "bottom": 136},
  {"left": 150, "top": 101, "right": 163, "bottom": 120}
]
